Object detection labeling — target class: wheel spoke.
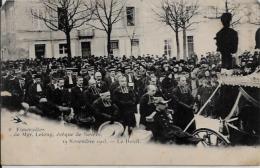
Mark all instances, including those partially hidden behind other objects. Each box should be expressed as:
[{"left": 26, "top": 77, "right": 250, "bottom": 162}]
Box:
[{"left": 193, "top": 128, "right": 229, "bottom": 147}]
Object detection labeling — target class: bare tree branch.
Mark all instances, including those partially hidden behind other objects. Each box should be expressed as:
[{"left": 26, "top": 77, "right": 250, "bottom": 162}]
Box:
[
  {"left": 90, "top": 0, "right": 125, "bottom": 56},
  {"left": 31, "top": 0, "right": 94, "bottom": 58}
]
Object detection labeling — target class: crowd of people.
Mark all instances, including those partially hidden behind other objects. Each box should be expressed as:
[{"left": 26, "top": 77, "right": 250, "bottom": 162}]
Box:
[{"left": 1, "top": 50, "right": 260, "bottom": 144}]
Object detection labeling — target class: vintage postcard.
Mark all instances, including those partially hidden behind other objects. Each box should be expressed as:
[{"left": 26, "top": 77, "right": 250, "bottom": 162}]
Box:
[{"left": 1, "top": 0, "right": 260, "bottom": 165}]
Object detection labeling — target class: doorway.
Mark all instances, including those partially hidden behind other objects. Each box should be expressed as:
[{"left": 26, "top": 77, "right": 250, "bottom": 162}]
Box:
[
  {"left": 35, "top": 44, "right": 46, "bottom": 59},
  {"left": 81, "top": 42, "right": 91, "bottom": 58}
]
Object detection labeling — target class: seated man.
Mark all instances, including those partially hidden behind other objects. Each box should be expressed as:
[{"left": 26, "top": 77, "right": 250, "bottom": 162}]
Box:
[
  {"left": 139, "top": 85, "right": 157, "bottom": 127},
  {"left": 95, "top": 71, "right": 109, "bottom": 91},
  {"left": 49, "top": 78, "right": 72, "bottom": 121},
  {"left": 9, "top": 76, "right": 25, "bottom": 111},
  {"left": 27, "top": 74, "right": 45, "bottom": 106},
  {"left": 92, "top": 91, "right": 120, "bottom": 129},
  {"left": 146, "top": 101, "right": 201, "bottom": 145},
  {"left": 71, "top": 77, "right": 95, "bottom": 126},
  {"left": 84, "top": 78, "right": 101, "bottom": 105}
]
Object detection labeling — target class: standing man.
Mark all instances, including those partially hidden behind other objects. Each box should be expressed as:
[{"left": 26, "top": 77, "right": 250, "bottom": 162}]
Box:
[
  {"left": 169, "top": 76, "right": 196, "bottom": 134},
  {"left": 112, "top": 76, "right": 136, "bottom": 135},
  {"left": 215, "top": 13, "right": 238, "bottom": 70}
]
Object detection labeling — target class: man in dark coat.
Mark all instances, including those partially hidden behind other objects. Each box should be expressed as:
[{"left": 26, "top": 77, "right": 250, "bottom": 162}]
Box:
[
  {"left": 92, "top": 91, "right": 120, "bottom": 129},
  {"left": 71, "top": 77, "right": 95, "bottom": 126},
  {"left": 215, "top": 13, "right": 238, "bottom": 69},
  {"left": 169, "top": 76, "right": 196, "bottom": 134},
  {"left": 104, "top": 67, "right": 117, "bottom": 89},
  {"left": 112, "top": 76, "right": 137, "bottom": 134},
  {"left": 147, "top": 101, "right": 201, "bottom": 145},
  {"left": 139, "top": 85, "right": 157, "bottom": 127},
  {"left": 95, "top": 71, "right": 109, "bottom": 92},
  {"left": 84, "top": 78, "right": 101, "bottom": 105},
  {"left": 8, "top": 76, "right": 25, "bottom": 110},
  {"left": 27, "top": 75, "right": 44, "bottom": 106}
]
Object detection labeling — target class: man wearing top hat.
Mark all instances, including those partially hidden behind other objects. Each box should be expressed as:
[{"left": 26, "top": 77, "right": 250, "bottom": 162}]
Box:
[{"left": 215, "top": 12, "right": 238, "bottom": 70}]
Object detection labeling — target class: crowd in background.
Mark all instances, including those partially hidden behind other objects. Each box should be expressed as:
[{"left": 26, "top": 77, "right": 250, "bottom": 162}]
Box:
[{"left": 1, "top": 50, "right": 260, "bottom": 143}]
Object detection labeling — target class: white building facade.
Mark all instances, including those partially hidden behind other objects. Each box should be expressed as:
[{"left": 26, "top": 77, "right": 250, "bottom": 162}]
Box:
[{"left": 1, "top": 0, "right": 259, "bottom": 61}]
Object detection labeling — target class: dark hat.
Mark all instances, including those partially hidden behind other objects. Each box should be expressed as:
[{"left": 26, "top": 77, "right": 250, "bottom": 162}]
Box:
[
  {"left": 221, "top": 12, "right": 232, "bottom": 22},
  {"left": 116, "top": 67, "right": 122, "bottom": 72},
  {"left": 33, "top": 74, "right": 41, "bottom": 79}
]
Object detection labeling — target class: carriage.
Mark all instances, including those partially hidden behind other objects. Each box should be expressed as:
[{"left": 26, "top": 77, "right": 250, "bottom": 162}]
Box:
[{"left": 191, "top": 70, "right": 260, "bottom": 146}]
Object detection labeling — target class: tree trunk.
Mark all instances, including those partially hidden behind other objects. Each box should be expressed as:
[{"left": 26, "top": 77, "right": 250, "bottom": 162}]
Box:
[
  {"left": 130, "top": 39, "right": 133, "bottom": 57},
  {"left": 175, "top": 30, "right": 180, "bottom": 60},
  {"left": 183, "top": 28, "right": 187, "bottom": 60},
  {"left": 107, "top": 28, "right": 112, "bottom": 57},
  {"left": 65, "top": 31, "right": 72, "bottom": 59}
]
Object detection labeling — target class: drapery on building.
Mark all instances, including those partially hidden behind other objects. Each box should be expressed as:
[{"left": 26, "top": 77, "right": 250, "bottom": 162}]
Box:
[{"left": 1, "top": 0, "right": 259, "bottom": 60}]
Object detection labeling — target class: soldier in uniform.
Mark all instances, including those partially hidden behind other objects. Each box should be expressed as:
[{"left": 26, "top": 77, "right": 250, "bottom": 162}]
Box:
[
  {"left": 146, "top": 100, "right": 201, "bottom": 145},
  {"left": 215, "top": 13, "right": 238, "bottom": 70}
]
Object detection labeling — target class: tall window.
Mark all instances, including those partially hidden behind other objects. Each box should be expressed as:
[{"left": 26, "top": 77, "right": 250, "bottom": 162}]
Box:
[
  {"left": 164, "top": 39, "right": 172, "bottom": 57},
  {"left": 59, "top": 44, "right": 68, "bottom": 54},
  {"left": 126, "top": 7, "right": 135, "bottom": 26},
  {"left": 187, "top": 36, "right": 194, "bottom": 57}
]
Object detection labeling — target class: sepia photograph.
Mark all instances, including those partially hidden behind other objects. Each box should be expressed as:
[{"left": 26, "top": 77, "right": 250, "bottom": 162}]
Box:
[{"left": 0, "top": 0, "right": 260, "bottom": 165}]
